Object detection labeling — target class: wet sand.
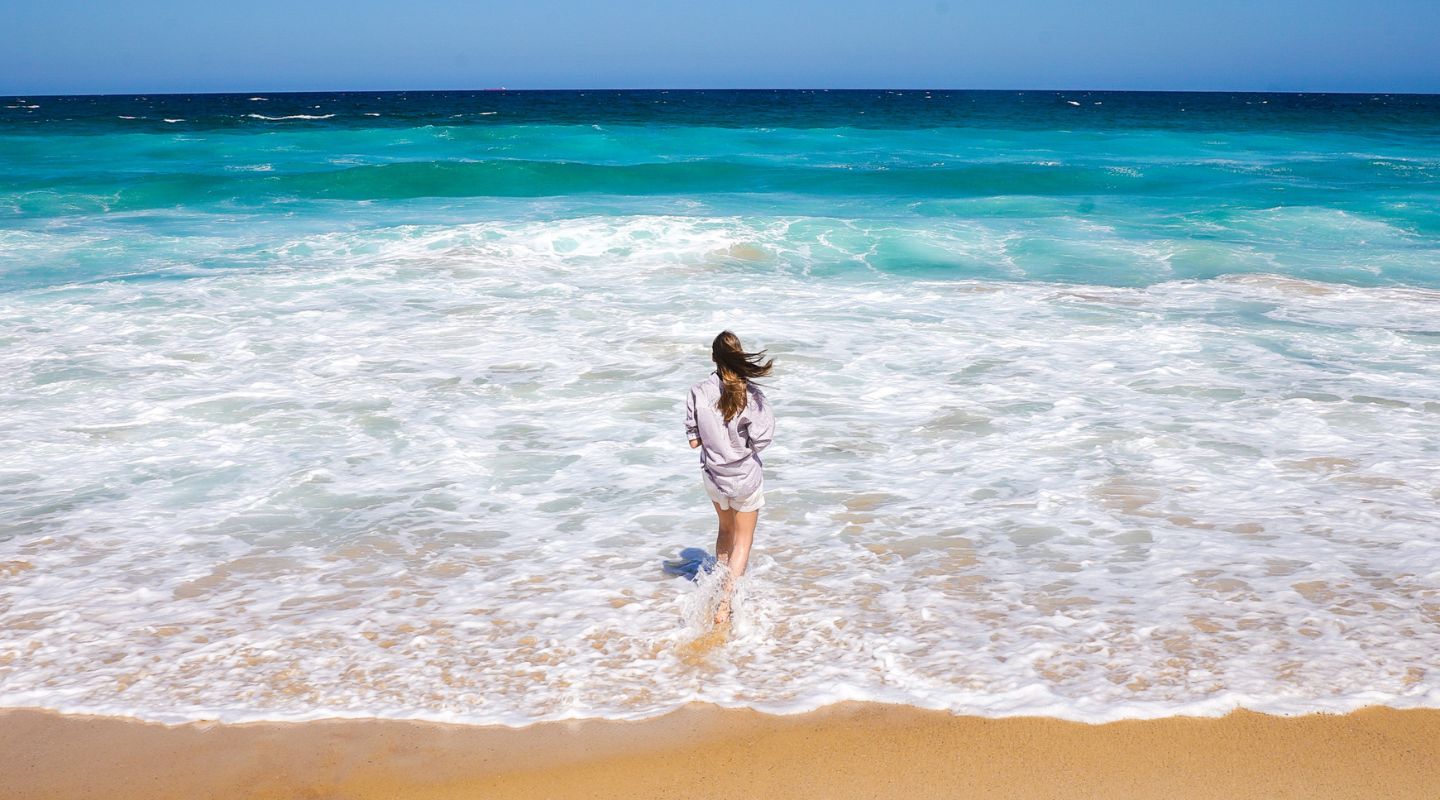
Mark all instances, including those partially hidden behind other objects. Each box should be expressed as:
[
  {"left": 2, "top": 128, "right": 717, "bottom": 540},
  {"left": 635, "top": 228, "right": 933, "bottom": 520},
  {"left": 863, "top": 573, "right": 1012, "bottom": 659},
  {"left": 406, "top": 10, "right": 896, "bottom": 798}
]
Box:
[{"left": 2, "top": 702, "right": 1438, "bottom": 799}]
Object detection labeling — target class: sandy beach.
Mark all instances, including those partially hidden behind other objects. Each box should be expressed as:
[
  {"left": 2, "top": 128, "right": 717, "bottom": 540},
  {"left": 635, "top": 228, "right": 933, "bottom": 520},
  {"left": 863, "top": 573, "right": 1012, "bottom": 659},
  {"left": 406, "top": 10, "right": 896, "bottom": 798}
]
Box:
[{"left": 3, "top": 702, "right": 1437, "bottom": 799}]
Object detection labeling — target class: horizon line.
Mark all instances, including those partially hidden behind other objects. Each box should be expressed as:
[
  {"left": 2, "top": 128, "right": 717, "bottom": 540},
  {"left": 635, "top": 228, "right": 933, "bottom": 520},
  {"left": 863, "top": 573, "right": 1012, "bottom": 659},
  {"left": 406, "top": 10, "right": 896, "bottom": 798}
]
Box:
[{"left": 6, "top": 86, "right": 1440, "bottom": 99}]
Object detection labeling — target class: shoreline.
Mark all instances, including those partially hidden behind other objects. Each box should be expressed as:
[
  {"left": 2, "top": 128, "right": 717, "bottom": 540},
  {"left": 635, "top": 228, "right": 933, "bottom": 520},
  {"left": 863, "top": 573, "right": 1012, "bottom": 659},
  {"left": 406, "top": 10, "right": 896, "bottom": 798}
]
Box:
[{"left": 3, "top": 702, "right": 1438, "bottom": 799}]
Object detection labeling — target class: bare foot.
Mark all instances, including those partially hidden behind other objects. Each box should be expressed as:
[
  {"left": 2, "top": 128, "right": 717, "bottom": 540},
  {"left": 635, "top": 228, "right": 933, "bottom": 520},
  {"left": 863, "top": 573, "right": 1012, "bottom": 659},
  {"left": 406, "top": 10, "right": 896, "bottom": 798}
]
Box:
[{"left": 713, "top": 598, "right": 732, "bottom": 626}]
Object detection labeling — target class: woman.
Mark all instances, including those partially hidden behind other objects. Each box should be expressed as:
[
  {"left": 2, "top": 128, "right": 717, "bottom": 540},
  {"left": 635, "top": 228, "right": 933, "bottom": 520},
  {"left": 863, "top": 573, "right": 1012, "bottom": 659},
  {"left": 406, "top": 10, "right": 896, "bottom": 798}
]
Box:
[{"left": 684, "top": 330, "right": 775, "bottom": 625}]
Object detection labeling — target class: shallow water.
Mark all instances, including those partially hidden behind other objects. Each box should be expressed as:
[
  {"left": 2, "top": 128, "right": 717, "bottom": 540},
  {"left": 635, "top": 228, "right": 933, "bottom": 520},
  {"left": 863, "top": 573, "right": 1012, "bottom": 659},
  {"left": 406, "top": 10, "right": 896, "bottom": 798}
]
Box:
[{"left": 1, "top": 91, "right": 1438, "bottom": 724}]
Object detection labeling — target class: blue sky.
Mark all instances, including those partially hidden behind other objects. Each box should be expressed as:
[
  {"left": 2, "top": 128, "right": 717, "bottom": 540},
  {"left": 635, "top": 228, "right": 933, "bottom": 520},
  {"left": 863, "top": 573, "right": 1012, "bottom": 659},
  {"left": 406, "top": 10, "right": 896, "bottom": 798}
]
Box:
[{"left": 5, "top": 0, "right": 1438, "bottom": 94}]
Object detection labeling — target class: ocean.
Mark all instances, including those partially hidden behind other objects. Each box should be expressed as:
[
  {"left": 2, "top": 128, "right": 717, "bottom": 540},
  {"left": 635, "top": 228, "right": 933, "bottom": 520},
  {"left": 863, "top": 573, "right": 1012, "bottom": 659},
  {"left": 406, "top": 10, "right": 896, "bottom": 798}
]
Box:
[{"left": 1, "top": 89, "right": 1438, "bottom": 725}]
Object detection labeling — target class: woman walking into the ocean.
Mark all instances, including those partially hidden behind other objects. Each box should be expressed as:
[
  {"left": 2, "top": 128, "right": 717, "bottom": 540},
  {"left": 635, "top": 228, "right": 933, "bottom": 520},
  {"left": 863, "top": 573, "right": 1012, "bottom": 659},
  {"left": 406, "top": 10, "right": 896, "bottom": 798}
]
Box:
[{"left": 685, "top": 331, "right": 775, "bottom": 625}]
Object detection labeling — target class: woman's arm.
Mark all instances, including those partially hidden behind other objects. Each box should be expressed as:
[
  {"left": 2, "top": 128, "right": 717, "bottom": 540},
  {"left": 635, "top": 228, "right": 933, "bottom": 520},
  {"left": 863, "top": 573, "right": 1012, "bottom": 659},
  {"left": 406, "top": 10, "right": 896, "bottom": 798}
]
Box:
[{"left": 685, "top": 387, "right": 701, "bottom": 448}]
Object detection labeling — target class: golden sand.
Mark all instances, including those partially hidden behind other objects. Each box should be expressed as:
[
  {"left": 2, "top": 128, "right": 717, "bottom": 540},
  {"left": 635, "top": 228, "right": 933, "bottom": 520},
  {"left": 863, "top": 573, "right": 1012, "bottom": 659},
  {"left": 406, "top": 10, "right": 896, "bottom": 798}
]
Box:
[{"left": 2, "top": 702, "right": 1437, "bottom": 799}]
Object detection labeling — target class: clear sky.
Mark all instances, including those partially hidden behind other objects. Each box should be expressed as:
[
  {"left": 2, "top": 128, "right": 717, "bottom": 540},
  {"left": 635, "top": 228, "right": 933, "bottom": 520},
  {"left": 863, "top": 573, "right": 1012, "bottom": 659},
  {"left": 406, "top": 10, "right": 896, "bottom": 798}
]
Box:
[{"left": 5, "top": 0, "right": 1438, "bottom": 95}]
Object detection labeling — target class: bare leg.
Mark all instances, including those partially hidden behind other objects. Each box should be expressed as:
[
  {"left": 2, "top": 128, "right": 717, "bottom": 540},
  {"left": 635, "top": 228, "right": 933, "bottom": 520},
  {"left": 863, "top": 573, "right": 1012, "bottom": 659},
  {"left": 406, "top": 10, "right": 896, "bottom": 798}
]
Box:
[
  {"left": 726, "top": 509, "right": 758, "bottom": 579},
  {"left": 715, "top": 508, "right": 758, "bottom": 625},
  {"left": 711, "top": 502, "right": 736, "bottom": 625},
  {"left": 712, "top": 501, "right": 734, "bottom": 567}
]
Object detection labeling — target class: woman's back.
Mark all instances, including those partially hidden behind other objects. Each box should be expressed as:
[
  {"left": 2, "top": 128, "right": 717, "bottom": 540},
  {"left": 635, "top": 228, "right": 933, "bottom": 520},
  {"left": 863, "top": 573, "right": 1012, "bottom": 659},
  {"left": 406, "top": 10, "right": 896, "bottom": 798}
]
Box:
[{"left": 686, "top": 371, "right": 774, "bottom": 498}]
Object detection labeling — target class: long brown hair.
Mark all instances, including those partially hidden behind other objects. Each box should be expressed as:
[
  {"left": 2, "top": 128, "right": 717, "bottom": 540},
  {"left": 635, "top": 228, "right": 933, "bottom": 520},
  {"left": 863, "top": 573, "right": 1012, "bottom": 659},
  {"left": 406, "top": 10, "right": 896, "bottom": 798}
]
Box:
[{"left": 712, "top": 330, "right": 774, "bottom": 424}]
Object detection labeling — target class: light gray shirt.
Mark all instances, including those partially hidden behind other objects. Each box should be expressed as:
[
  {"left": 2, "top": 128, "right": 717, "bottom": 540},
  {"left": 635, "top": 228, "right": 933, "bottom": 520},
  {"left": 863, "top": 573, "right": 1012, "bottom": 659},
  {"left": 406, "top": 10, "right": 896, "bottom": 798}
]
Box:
[{"left": 685, "top": 371, "right": 775, "bottom": 498}]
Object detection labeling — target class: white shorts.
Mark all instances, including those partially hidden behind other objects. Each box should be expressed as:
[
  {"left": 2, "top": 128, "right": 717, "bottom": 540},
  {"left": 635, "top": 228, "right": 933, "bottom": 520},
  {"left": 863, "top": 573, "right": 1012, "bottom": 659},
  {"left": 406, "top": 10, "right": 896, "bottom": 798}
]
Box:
[{"left": 702, "top": 474, "right": 765, "bottom": 512}]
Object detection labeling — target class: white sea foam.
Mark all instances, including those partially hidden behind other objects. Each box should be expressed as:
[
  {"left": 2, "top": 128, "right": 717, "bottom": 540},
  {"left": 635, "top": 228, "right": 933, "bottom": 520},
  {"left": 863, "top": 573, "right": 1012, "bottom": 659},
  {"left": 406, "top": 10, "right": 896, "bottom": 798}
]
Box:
[
  {"left": 245, "top": 113, "right": 338, "bottom": 121},
  {"left": 1, "top": 216, "right": 1438, "bottom": 727}
]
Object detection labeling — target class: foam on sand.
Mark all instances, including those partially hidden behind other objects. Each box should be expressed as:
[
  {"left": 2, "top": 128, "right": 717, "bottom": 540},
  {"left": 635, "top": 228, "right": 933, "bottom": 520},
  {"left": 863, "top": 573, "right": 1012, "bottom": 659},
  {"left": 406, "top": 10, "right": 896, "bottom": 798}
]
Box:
[{"left": 1, "top": 217, "right": 1437, "bottom": 727}]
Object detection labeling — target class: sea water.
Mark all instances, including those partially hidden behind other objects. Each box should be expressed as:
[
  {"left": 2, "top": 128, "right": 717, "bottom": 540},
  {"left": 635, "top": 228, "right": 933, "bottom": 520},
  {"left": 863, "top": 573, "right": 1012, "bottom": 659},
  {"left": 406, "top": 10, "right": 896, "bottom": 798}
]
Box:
[{"left": 1, "top": 90, "right": 1438, "bottom": 725}]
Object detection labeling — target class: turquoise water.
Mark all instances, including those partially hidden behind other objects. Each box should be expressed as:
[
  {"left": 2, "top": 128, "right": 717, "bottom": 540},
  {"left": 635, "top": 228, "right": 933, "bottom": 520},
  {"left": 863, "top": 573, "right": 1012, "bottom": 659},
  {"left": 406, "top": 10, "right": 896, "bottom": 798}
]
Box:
[
  {"left": 4, "top": 90, "right": 1439, "bottom": 291},
  {"left": 2, "top": 91, "right": 1439, "bottom": 725}
]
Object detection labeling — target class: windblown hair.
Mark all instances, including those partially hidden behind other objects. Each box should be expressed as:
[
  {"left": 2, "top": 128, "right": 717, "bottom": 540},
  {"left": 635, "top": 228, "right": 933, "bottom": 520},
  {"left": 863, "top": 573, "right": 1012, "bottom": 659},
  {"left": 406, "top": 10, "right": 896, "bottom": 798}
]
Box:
[{"left": 711, "top": 330, "right": 775, "bottom": 424}]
